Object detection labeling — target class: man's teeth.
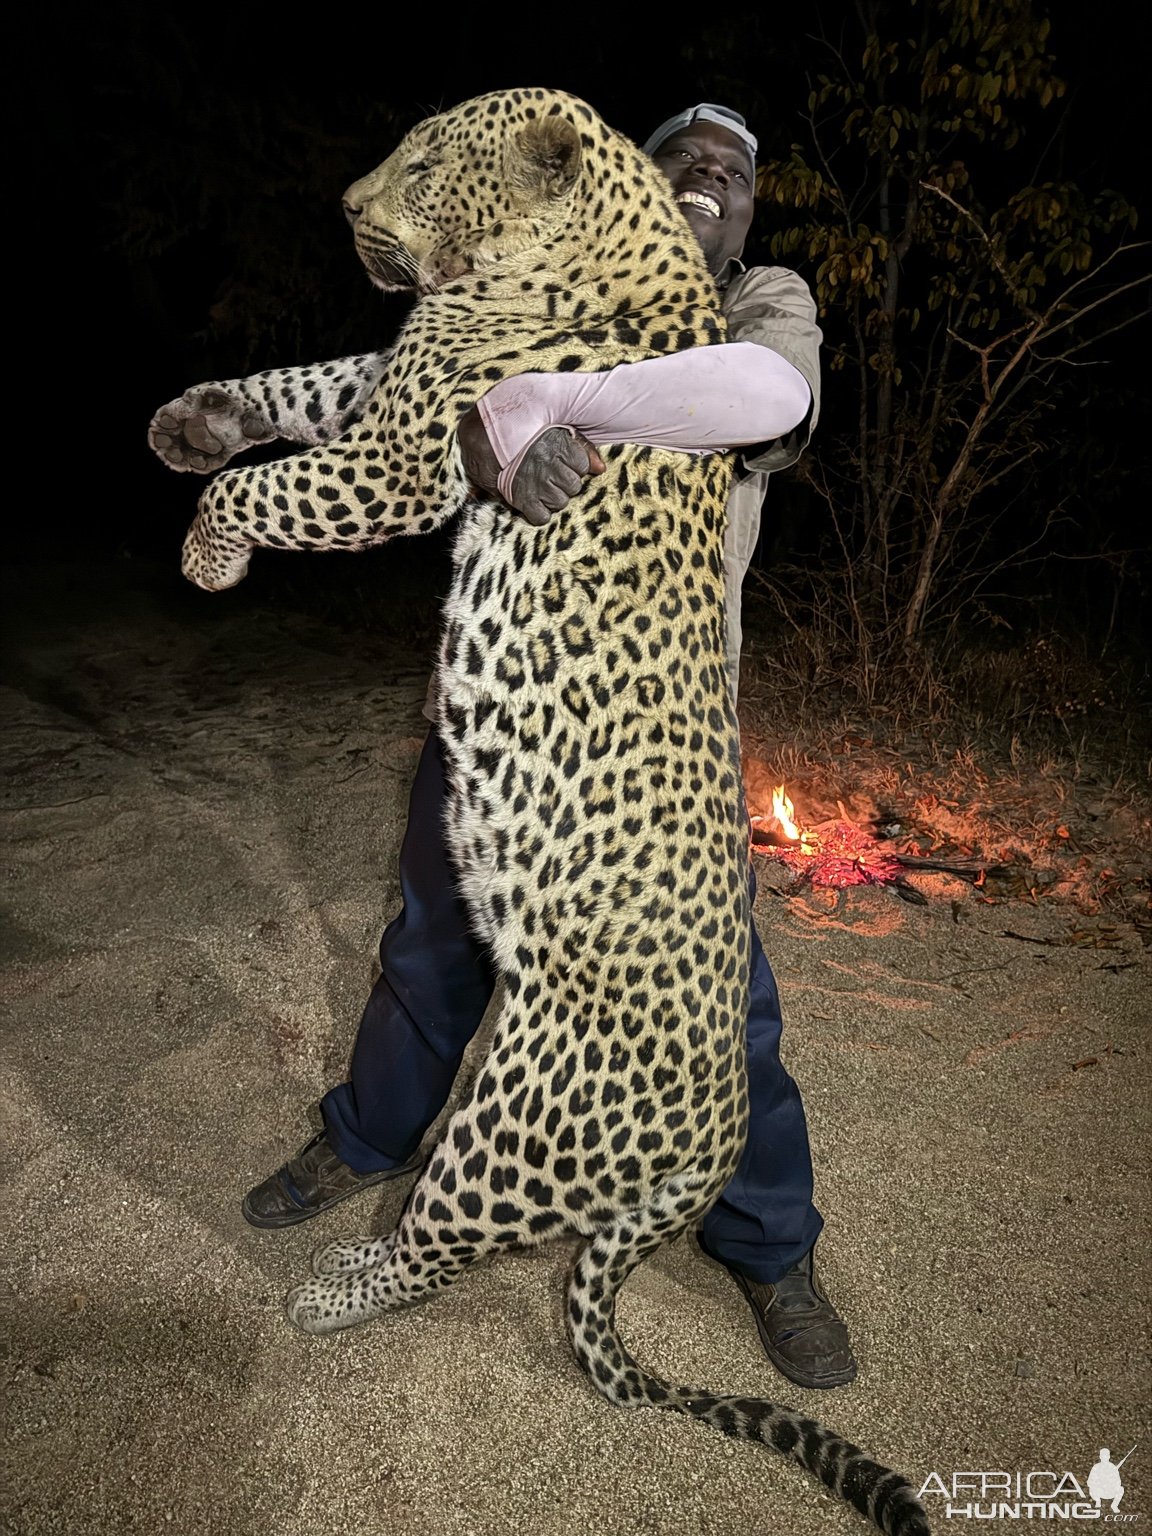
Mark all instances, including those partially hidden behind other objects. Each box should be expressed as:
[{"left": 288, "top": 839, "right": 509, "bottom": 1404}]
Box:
[{"left": 677, "top": 191, "right": 721, "bottom": 218}]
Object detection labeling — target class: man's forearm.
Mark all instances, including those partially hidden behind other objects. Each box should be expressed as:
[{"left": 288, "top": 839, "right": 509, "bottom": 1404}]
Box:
[{"left": 476, "top": 343, "right": 811, "bottom": 501}]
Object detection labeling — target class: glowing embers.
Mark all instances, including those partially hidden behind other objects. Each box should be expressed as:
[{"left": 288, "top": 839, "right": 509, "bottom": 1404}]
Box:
[{"left": 752, "top": 785, "right": 905, "bottom": 891}]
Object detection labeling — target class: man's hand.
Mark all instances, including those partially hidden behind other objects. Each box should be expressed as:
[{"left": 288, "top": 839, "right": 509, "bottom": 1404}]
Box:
[
  {"left": 149, "top": 388, "right": 276, "bottom": 474},
  {"left": 457, "top": 405, "right": 604, "bottom": 526}
]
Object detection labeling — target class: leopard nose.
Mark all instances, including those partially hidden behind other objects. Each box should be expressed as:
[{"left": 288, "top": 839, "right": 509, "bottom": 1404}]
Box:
[{"left": 343, "top": 199, "right": 361, "bottom": 228}]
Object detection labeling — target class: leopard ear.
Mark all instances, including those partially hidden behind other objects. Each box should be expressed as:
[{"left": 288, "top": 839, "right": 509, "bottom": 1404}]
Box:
[{"left": 507, "top": 116, "right": 582, "bottom": 201}]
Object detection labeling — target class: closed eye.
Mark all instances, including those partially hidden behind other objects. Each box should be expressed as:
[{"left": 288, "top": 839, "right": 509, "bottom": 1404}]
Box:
[{"left": 406, "top": 159, "right": 437, "bottom": 175}]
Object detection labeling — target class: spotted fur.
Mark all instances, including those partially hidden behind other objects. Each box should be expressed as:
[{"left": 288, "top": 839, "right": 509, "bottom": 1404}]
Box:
[{"left": 183, "top": 89, "right": 928, "bottom": 1535}]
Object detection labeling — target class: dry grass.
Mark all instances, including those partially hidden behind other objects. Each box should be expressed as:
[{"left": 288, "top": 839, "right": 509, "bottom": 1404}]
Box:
[{"left": 736, "top": 602, "right": 1152, "bottom": 932}]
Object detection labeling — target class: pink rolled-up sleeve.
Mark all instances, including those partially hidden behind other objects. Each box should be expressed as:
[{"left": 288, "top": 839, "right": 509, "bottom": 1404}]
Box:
[{"left": 476, "top": 343, "right": 811, "bottom": 500}]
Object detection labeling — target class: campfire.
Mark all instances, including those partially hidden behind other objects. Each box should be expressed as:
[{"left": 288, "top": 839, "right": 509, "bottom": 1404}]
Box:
[{"left": 750, "top": 785, "right": 987, "bottom": 904}]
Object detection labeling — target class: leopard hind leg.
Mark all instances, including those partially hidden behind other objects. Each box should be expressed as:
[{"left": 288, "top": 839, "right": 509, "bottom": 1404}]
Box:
[
  {"left": 286, "top": 1137, "right": 516, "bottom": 1335},
  {"left": 567, "top": 1164, "right": 930, "bottom": 1536},
  {"left": 311, "top": 1229, "right": 398, "bottom": 1278},
  {"left": 287, "top": 1216, "right": 497, "bottom": 1335},
  {"left": 309, "top": 1141, "right": 463, "bottom": 1277}
]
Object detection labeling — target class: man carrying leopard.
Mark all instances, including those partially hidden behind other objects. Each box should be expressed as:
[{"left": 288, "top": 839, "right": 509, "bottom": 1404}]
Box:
[{"left": 152, "top": 100, "right": 855, "bottom": 1394}]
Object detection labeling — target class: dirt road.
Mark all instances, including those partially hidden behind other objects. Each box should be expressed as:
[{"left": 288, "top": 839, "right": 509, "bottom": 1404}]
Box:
[{"left": 3, "top": 561, "right": 1148, "bottom": 1535}]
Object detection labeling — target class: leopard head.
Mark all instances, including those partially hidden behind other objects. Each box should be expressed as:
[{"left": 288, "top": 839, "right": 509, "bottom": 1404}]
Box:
[{"left": 343, "top": 89, "right": 588, "bottom": 293}]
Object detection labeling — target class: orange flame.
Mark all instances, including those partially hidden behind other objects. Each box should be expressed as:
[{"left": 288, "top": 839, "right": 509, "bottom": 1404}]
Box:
[{"left": 772, "top": 784, "right": 801, "bottom": 842}]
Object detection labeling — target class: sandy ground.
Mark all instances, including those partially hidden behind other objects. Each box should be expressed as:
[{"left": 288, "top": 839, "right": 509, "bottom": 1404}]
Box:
[{"left": 2, "top": 560, "right": 1149, "bottom": 1536}]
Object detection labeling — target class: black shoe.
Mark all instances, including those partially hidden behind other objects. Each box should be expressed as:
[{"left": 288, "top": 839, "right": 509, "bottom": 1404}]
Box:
[
  {"left": 702, "top": 1241, "right": 858, "bottom": 1389},
  {"left": 241, "top": 1130, "right": 425, "bottom": 1229}
]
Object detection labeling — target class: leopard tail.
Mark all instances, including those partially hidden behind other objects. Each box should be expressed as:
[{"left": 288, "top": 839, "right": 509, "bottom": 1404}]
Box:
[{"left": 567, "top": 1212, "right": 931, "bottom": 1536}]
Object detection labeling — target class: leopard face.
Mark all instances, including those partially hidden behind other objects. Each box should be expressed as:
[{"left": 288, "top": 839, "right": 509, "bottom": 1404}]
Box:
[{"left": 343, "top": 103, "right": 583, "bottom": 291}]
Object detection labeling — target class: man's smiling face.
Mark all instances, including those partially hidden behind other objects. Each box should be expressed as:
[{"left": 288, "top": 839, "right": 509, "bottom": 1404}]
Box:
[{"left": 649, "top": 120, "right": 755, "bottom": 276}]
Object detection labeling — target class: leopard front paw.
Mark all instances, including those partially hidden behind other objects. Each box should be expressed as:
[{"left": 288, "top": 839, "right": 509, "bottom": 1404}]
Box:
[
  {"left": 180, "top": 515, "right": 252, "bottom": 591},
  {"left": 148, "top": 389, "right": 274, "bottom": 475}
]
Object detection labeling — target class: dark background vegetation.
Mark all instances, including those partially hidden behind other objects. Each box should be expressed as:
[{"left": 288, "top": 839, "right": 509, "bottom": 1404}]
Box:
[{"left": 11, "top": 1, "right": 1151, "bottom": 748}]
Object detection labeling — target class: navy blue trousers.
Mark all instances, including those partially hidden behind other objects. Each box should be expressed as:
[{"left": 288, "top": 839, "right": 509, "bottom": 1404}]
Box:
[{"left": 323, "top": 730, "right": 823, "bottom": 1283}]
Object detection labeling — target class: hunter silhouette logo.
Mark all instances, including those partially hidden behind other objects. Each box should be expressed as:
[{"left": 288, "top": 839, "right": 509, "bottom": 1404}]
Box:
[
  {"left": 1088, "top": 1449, "right": 1134, "bottom": 1515},
  {"left": 918, "top": 1444, "right": 1139, "bottom": 1521}
]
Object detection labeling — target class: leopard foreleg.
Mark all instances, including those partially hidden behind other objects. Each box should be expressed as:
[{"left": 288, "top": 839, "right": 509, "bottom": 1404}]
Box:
[{"left": 180, "top": 386, "right": 470, "bottom": 591}]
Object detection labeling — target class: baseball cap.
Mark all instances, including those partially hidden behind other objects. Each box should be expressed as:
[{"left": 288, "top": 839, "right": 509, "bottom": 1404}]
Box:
[{"left": 641, "top": 104, "right": 758, "bottom": 169}]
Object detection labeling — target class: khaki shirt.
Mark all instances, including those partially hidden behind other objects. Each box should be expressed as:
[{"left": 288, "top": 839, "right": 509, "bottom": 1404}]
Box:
[
  {"left": 719, "top": 263, "right": 822, "bottom": 699},
  {"left": 423, "top": 264, "right": 821, "bottom": 719}
]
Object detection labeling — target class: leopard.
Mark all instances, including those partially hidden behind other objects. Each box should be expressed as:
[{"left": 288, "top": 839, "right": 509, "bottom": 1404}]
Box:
[{"left": 167, "top": 88, "right": 929, "bottom": 1536}]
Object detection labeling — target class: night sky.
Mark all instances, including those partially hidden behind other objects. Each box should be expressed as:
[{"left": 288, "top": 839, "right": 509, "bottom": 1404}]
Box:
[{"left": 12, "top": 2, "right": 1150, "bottom": 642}]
